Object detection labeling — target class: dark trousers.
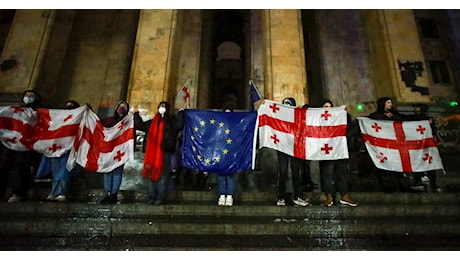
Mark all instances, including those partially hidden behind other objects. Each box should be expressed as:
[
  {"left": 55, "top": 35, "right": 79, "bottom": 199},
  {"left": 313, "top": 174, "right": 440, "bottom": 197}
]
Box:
[
  {"left": 1, "top": 145, "right": 41, "bottom": 200},
  {"left": 277, "top": 151, "right": 304, "bottom": 200},
  {"left": 319, "top": 159, "right": 349, "bottom": 196}
]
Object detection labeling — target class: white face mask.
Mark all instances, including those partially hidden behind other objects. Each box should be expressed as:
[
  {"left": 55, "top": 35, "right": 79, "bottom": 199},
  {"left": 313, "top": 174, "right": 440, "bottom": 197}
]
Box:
[
  {"left": 23, "top": 96, "right": 35, "bottom": 104},
  {"left": 158, "top": 107, "right": 166, "bottom": 115}
]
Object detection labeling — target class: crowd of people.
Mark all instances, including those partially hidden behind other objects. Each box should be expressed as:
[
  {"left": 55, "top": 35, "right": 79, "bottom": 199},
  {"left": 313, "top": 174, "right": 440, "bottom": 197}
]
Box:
[{"left": 0, "top": 90, "right": 443, "bottom": 208}]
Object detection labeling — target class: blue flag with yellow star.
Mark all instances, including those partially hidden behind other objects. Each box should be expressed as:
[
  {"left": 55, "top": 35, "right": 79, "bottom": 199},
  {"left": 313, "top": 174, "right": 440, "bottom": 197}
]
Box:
[{"left": 182, "top": 109, "right": 258, "bottom": 174}]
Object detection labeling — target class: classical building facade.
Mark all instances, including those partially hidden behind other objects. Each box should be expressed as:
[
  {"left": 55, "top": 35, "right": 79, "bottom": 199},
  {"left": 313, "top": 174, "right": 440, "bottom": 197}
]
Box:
[{"left": 1, "top": 9, "right": 459, "bottom": 116}]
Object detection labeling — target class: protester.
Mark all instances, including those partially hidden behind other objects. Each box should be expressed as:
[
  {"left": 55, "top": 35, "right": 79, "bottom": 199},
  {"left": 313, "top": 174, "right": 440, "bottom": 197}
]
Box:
[
  {"left": 409, "top": 103, "right": 442, "bottom": 192},
  {"left": 134, "top": 101, "right": 184, "bottom": 205},
  {"left": 216, "top": 107, "right": 237, "bottom": 206},
  {"left": 0, "top": 90, "right": 43, "bottom": 202},
  {"left": 36, "top": 100, "right": 83, "bottom": 202},
  {"left": 318, "top": 99, "right": 358, "bottom": 207},
  {"left": 275, "top": 97, "right": 309, "bottom": 207},
  {"left": 368, "top": 97, "right": 411, "bottom": 192},
  {"left": 98, "top": 101, "right": 130, "bottom": 204},
  {"left": 300, "top": 104, "right": 318, "bottom": 191}
]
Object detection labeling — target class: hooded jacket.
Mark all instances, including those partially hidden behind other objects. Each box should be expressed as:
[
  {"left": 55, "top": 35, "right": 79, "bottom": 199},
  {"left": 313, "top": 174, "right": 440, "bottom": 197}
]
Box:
[{"left": 369, "top": 97, "right": 406, "bottom": 121}]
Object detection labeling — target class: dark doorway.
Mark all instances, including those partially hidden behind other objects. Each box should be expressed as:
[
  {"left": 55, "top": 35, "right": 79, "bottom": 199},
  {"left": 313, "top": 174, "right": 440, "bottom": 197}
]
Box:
[{"left": 200, "top": 10, "right": 250, "bottom": 110}]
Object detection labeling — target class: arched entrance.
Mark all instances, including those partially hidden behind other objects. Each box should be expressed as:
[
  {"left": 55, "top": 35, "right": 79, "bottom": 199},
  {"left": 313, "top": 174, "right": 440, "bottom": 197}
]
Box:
[{"left": 198, "top": 10, "right": 251, "bottom": 110}]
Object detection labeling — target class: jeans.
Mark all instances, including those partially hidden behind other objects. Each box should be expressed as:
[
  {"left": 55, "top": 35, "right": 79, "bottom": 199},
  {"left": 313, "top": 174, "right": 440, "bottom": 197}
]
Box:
[
  {"left": 148, "top": 171, "right": 171, "bottom": 202},
  {"left": 217, "top": 174, "right": 235, "bottom": 196},
  {"left": 147, "top": 152, "right": 172, "bottom": 202},
  {"left": 103, "top": 164, "right": 124, "bottom": 195}
]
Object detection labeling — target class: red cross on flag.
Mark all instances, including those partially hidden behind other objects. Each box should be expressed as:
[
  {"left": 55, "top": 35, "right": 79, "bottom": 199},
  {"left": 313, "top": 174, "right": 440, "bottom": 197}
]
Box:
[
  {"left": 357, "top": 117, "right": 444, "bottom": 172},
  {"left": 0, "top": 106, "right": 38, "bottom": 151},
  {"left": 258, "top": 100, "right": 349, "bottom": 160},
  {"left": 175, "top": 79, "right": 191, "bottom": 107},
  {"left": 33, "top": 106, "right": 85, "bottom": 157},
  {"left": 67, "top": 109, "right": 134, "bottom": 173}
]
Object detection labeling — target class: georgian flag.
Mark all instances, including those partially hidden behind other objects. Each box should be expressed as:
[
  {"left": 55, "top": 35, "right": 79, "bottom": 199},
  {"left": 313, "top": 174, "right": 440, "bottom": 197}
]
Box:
[
  {"left": 0, "top": 106, "right": 38, "bottom": 151},
  {"left": 68, "top": 109, "right": 134, "bottom": 173},
  {"left": 357, "top": 117, "right": 444, "bottom": 172},
  {"left": 258, "top": 100, "right": 349, "bottom": 160},
  {"left": 33, "top": 106, "right": 85, "bottom": 157}
]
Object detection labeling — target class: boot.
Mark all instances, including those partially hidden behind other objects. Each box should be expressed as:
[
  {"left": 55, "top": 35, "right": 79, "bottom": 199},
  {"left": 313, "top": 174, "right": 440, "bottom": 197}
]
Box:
[
  {"left": 100, "top": 194, "right": 111, "bottom": 204},
  {"left": 109, "top": 193, "right": 119, "bottom": 204},
  {"left": 323, "top": 194, "right": 334, "bottom": 207}
]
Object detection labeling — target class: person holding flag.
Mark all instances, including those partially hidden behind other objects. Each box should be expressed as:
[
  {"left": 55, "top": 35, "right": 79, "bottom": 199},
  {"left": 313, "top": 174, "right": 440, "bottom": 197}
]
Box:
[
  {"left": 98, "top": 100, "right": 131, "bottom": 204},
  {"left": 318, "top": 99, "right": 358, "bottom": 207},
  {"left": 134, "top": 101, "right": 184, "bottom": 205},
  {"left": 36, "top": 100, "right": 84, "bottom": 202},
  {"left": 275, "top": 97, "right": 310, "bottom": 207},
  {"left": 1, "top": 89, "right": 43, "bottom": 202}
]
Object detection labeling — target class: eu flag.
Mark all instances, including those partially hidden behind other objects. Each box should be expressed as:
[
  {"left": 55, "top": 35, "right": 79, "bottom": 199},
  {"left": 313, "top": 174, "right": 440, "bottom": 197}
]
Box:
[{"left": 182, "top": 109, "right": 258, "bottom": 174}]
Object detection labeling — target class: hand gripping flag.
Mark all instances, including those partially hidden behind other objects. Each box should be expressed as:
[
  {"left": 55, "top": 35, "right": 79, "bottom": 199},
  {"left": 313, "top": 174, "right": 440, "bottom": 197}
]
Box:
[
  {"left": 33, "top": 106, "right": 85, "bottom": 157},
  {"left": 258, "top": 100, "right": 349, "bottom": 160},
  {"left": 68, "top": 109, "right": 134, "bottom": 173},
  {"left": 182, "top": 109, "right": 258, "bottom": 174},
  {"left": 357, "top": 117, "right": 444, "bottom": 172},
  {"left": 0, "top": 105, "right": 38, "bottom": 151}
]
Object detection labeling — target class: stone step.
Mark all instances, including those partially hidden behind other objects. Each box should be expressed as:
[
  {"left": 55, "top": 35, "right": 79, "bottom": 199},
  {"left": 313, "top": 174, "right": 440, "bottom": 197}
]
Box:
[
  {"left": 2, "top": 189, "right": 460, "bottom": 250},
  {"left": 1, "top": 202, "right": 460, "bottom": 250}
]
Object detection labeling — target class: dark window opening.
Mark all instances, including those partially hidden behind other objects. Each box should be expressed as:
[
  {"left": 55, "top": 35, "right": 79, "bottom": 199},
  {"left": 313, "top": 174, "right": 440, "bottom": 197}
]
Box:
[
  {"left": 428, "top": 60, "right": 451, "bottom": 84},
  {"left": 418, "top": 18, "right": 439, "bottom": 39}
]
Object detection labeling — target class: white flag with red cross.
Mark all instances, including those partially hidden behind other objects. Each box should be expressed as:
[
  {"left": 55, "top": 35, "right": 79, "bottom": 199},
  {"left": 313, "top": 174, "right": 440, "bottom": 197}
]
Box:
[
  {"left": 357, "top": 117, "right": 444, "bottom": 172},
  {"left": 175, "top": 79, "right": 191, "bottom": 107},
  {"left": 68, "top": 109, "right": 134, "bottom": 173},
  {"left": 33, "top": 106, "right": 85, "bottom": 157},
  {"left": 258, "top": 100, "right": 349, "bottom": 160},
  {"left": 0, "top": 106, "right": 38, "bottom": 151}
]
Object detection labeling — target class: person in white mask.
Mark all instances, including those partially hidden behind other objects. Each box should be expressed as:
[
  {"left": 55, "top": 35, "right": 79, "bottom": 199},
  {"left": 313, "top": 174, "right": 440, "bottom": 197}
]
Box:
[
  {"left": 1, "top": 89, "right": 43, "bottom": 202},
  {"left": 134, "top": 101, "right": 184, "bottom": 205}
]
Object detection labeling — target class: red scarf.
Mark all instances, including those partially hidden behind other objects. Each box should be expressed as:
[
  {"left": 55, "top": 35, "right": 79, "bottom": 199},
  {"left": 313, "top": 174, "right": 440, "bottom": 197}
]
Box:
[{"left": 142, "top": 114, "right": 165, "bottom": 181}]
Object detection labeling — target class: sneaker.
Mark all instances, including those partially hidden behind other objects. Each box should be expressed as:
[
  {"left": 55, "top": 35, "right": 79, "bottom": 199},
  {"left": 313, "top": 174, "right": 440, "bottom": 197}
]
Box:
[
  {"left": 411, "top": 183, "right": 425, "bottom": 191},
  {"left": 7, "top": 194, "right": 21, "bottom": 203},
  {"left": 322, "top": 194, "right": 334, "bottom": 207},
  {"left": 431, "top": 185, "right": 442, "bottom": 193},
  {"left": 55, "top": 195, "right": 67, "bottom": 202},
  {"left": 225, "top": 195, "right": 233, "bottom": 207},
  {"left": 276, "top": 199, "right": 286, "bottom": 206},
  {"left": 218, "top": 195, "right": 226, "bottom": 206},
  {"left": 293, "top": 197, "right": 309, "bottom": 207},
  {"left": 339, "top": 194, "right": 359, "bottom": 207}
]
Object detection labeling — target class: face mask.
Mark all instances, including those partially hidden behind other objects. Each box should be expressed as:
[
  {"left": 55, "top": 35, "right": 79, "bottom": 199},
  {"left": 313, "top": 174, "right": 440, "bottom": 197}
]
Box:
[
  {"left": 158, "top": 107, "right": 166, "bottom": 115},
  {"left": 23, "top": 96, "right": 35, "bottom": 104},
  {"left": 117, "top": 107, "right": 127, "bottom": 115}
]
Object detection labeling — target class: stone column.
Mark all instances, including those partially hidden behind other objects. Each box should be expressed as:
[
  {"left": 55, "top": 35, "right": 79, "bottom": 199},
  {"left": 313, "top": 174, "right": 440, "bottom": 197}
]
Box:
[
  {"left": 173, "top": 10, "right": 202, "bottom": 110},
  {"left": 367, "top": 10, "right": 432, "bottom": 104},
  {"left": 262, "top": 9, "right": 307, "bottom": 104},
  {"left": 0, "top": 10, "right": 55, "bottom": 93},
  {"left": 127, "top": 10, "right": 179, "bottom": 114}
]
